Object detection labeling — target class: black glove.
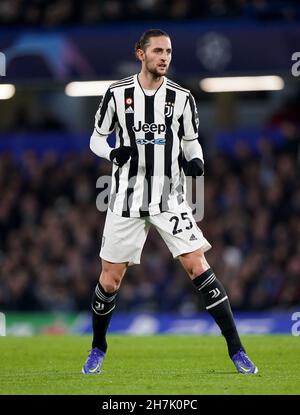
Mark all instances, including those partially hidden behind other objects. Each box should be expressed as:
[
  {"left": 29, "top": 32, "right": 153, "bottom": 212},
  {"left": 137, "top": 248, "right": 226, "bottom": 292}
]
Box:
[
  {"left": 183, "top": 158, "right": 204, "bottom": 177},
  {"left": 109, "top": 146, "right": 134, "bottom": 167}
]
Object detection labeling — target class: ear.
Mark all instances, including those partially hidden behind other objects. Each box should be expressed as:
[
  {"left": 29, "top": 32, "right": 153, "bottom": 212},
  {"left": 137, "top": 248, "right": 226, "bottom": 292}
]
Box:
[{"left": 135, "top": 48, "right": 144, "bottom": 62}]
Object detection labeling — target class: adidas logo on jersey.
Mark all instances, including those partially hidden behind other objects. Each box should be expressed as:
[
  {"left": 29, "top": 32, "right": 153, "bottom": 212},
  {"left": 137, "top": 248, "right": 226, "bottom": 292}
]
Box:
[
  {"left": 189, "top": 234, "right": 197, "bottom": 241},
  {"left": 125, "top": 106, "right": 134, "bottom": 114}
]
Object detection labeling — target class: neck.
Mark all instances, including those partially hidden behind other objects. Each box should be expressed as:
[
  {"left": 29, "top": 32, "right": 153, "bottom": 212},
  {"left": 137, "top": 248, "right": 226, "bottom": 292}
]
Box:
[{"left": 138, "top": 70, "right": 164, "bottom": 90}]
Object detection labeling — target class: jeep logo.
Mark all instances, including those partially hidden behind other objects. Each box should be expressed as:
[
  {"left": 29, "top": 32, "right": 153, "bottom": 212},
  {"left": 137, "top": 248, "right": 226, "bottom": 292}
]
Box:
[{"left": 133, "top": 121, "right": 166, "bottom": 134}]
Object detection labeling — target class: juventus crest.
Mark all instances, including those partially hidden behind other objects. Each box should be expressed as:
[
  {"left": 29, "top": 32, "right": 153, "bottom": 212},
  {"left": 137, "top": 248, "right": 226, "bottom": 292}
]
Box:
[{"left": 165, "top": 101, "right": 175, "bottom": 118}]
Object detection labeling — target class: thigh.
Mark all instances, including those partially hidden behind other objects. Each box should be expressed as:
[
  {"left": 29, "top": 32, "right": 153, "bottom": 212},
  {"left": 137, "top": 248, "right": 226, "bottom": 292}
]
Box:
[
  {"left": 100, "top": 208, "right": 150, "bottom": 266},
  {"left": 150, "top": 202, "right": 212, "bottom": 259}
]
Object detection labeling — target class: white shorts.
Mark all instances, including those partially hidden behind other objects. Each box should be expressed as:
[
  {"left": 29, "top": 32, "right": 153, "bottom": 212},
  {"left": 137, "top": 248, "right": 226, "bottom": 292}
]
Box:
[{"left": 100, "top": 202, "right": 212, "bottom": 266}]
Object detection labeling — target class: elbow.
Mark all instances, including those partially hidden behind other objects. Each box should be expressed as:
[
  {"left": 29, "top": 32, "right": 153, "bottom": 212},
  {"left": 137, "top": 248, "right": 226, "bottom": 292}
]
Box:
[
  {"left": 89, "top": 135, "right": 97, "bottom": 155},
  {"left": 89, "top": 134, "right": 111, "bottom": 160}
]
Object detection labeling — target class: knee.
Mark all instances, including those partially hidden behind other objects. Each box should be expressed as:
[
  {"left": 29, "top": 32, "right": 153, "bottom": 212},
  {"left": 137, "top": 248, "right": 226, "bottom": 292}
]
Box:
[
  {"left": 180, "top": 249, "right": 210, "bottom": 278},
  {"left": 189, "top": 263, "right": 209, "bottom": 278},
  {"left": 99, "top": 265, "right": 126, "bottom": 293}
]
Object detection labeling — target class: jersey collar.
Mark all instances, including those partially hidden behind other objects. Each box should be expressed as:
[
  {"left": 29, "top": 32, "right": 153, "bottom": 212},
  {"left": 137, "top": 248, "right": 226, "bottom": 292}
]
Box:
[{"left": 135, "top": 74, "right": 166, "bottom": 97}]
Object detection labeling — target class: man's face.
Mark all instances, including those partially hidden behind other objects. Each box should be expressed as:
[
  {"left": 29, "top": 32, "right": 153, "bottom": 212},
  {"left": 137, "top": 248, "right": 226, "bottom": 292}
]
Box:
[{"left": 141, "top": 36, "right": 172, "bottom": 77}]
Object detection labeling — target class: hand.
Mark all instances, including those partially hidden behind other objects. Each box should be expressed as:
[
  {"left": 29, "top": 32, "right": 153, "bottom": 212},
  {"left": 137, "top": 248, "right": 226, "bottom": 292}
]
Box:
[
  {"left": 109, "top": 146, "right": 135, "bottom": 167},
  {"left": 183, "top": 158, "right": 204, "bottom": 177}
]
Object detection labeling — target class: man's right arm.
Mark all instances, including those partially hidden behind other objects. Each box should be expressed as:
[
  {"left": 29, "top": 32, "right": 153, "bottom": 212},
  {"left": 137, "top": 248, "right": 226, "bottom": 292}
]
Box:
[
  {"left": 90, "top": 88, "right": 134, "bottom": 167},
  {"left": 90, "top": 133, "right": 112, "bottom": 161},
  {"left": 90, "top": 88, "right": 116, "bottom": 161}
]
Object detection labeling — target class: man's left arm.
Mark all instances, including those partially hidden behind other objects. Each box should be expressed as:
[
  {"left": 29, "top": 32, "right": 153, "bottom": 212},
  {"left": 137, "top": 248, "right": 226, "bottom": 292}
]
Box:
[{"left": 181, "top": 93, "right": 204, "bottom": 177}]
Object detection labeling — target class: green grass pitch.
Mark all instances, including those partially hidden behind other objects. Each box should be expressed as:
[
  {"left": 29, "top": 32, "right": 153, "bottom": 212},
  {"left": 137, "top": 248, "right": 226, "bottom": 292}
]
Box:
[{"left": 0, "top": 335, "right": 299, "bottom": 395}]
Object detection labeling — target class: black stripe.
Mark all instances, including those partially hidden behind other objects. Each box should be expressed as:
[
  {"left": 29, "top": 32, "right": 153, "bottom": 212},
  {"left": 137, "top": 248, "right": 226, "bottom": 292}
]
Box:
[
  {"left": 109, "top": 110, "right": 117, "bottom": 132},
  {"left": 117, "top": 75, "right": 134, "bottom": 83},
  {"left": 112, "top": 82, "right": 134, "bottom": 91},
  {"left": 179, "top": 96, "right": 189, "bottom": 137},
  {"left": 97, "top": 89, "right": 113, "bottom": 131},
  {"left": 112, "top": 94, "right": 123, "bottom": 146},
  {"left": 188, "top": 93, "right": 198, "bottom": 134},
  {"left": 166, "top": 79, "right": 179, "bottom": 86},
  {"left": 183, "top": 95, "right": 189, "bottom": 109},
  {"left": 122, "top": 87, "right": 138, "bottom": 217},
  {"left": 139, "top": 95, "right": 155, "bottom": 216},
  {"left": 178, "top": 114, "right": 184, "bottom": 140},
  {"left": 177, "top": 108, "right": 185, "bottom": 204},
  {"left": 109, "top": 168, "right": 119, "bottom": 211},
  {"left": 110, "top": 81, "right": 135, "bottom": 91},
  {"left": 159, "top": 88, "right": 176, "bottom": 212},
  {"left": 167, "top": 80, "right": 189, "bottom": 91},
  {"left": 166, "top": 82, "right": 189, "bottom": 94},
  {"left": 110, "top": 79, "right": 134, "bottom": 89},
  {"left": 109, "top": 95, "right": 124, "bottom": 211},
  {"left": 166, "top": 84, "right": 189, "bottom": 94},
  {"left": 116, "top": 75, "right": 134, "bottom": 82},
  {"left": 110, "top": 76, "right": 134, "bottom": 88}
]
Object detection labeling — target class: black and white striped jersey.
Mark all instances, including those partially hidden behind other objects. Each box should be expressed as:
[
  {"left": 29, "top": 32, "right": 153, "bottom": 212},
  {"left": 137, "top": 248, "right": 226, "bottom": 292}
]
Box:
[{"left": 93, "top": 74, "right": 199, "bottom": 217}]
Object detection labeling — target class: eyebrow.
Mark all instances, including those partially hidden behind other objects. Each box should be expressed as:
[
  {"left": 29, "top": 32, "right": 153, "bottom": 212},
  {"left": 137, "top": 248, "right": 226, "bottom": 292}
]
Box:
[{"left": 153, "top": 47, "right": 172, "bottom": 52}]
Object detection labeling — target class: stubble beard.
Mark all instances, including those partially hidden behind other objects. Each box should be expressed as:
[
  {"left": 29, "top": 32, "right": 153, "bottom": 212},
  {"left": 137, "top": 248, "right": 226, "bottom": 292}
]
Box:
[{"left": 147, "top": 64, "right": 168, "bottom": 80}]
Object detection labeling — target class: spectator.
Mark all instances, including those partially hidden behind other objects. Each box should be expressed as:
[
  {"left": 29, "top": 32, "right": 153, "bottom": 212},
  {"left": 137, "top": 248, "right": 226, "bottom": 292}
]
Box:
[
  {"left": 0, "top": 125, "right": 299, "bottom": 312},
  {"left": 1, "top": 0, "right": 300, "bottom": 26}
]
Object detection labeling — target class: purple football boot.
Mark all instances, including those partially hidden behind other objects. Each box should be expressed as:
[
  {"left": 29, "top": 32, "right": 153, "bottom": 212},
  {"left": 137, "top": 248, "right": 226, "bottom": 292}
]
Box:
[
  {"left": 82, "top": 348, "right": 106, "bottom": 374},
  {"left": 231, "top": 349, "right": 258, "bottom": 374}
]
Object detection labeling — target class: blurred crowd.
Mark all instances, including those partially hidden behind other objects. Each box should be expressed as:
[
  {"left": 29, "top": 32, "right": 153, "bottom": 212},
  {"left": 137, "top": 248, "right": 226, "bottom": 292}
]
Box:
[
  {"left": 0, "top": 0, "right": 299, "bottom": 26},
  {"left": 0, "top": 123, "right": 299, "bottom": 313}
]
